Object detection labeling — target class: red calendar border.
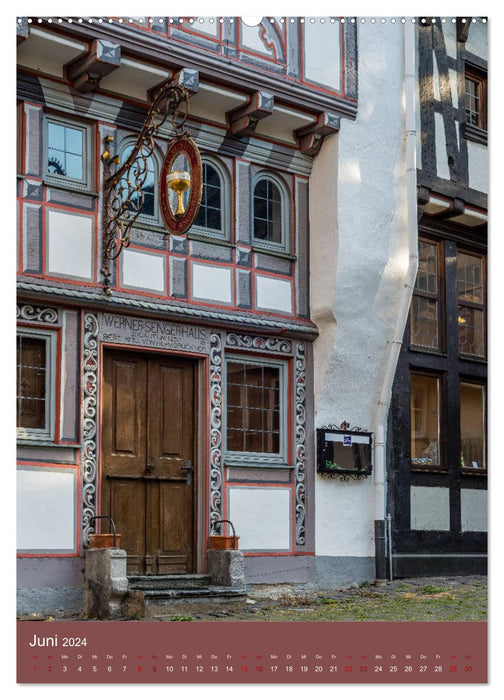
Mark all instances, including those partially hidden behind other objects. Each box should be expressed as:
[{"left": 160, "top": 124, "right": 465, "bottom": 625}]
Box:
[{"left": 17, "top": 620, "right": 487, "bottom": 684}]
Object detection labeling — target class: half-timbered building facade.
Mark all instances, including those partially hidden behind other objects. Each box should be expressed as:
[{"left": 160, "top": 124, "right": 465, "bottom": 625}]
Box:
[{"left": 16, "top": 16, "right": 488, "bottom": 616}]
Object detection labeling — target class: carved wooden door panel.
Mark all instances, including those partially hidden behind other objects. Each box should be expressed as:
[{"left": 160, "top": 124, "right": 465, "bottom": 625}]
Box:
[{"left": 101, "top": 350, "right": 196, "bottom": 575}]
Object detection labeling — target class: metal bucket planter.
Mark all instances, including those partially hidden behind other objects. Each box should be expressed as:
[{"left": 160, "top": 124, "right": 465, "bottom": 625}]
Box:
[
  {"left": 208, "top": 519, "right": 239, "bottom": 550},
  {"left": 87, "top": 515, "right": 120, "bottom": 549}
]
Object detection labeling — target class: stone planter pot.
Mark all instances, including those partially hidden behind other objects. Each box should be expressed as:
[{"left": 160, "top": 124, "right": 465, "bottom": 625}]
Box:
[{"left": 88, "top": 533, "right": 121, "bottom": 549}]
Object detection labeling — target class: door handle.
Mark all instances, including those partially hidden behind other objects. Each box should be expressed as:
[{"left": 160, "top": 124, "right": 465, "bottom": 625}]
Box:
[{"left": 181, "top": 459, "right": 193, "bottom": 485}]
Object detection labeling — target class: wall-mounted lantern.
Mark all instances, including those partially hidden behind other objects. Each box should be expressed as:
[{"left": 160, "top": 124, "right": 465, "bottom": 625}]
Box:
[
  {"left": 100, "top": 70, "right": 202, "bottom": 294},
  {"left": 317, "top": 422, "right": 373, "bottom": 481}
]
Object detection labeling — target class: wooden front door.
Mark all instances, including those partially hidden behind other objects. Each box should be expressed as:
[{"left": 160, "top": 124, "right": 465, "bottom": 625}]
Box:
[{"left": 101, "top": 350, "right": 197, "bottom": 575}]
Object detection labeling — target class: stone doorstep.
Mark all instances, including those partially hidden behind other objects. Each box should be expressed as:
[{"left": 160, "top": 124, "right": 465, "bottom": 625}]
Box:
[
  {"left": 128, "top": 574, "right": 211, "bottom": 590},
  {"left": 140, "top": 587, "right": 248, "bottom": 606}
]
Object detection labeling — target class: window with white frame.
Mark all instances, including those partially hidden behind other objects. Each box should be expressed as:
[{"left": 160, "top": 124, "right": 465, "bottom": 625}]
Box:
[
  {"left": 16, "top": 330, "right": 56, "bottom": 441},
  {"left": 225, "top": 356, "right": 288, "bottom": 465},
  {"left": 191, "top": 158, "right": 229, "bottom": 240},
  {"left": 44, "top": 116, "right": 90, "bottom": 190},
  {"left": 252, "top": 173, "right": 289, "bottom": 253}
]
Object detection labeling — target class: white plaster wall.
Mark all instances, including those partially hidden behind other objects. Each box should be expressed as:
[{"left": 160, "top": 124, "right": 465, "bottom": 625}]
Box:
[
  {"left": 468, "top": 141, "right": 488, "bottom": 194},
  {"left": 191, "top": 262, "right": 233, "bottom": 304},
  {"left": 228, "top": 487, "right": 291, "bottom": 550},
  {"left": 47, "top": 209, "right": 93, "bottom": 280},
  {"left": 17, "top": 468, "right": 76, "bottom": 550},
  {"left": 461, "top": 488, "right": 487, "bottom": 532},
  {"left": 303, "top": 20, "right": 341, "bottom": 92},
  {"left": 410, "top": 486, "right": 450, "bottom": 531},
  {"left": 435, "top": 112, "right": 450, "bottom": 180},
  {"left": 121, "top": 248, "right": 166, "bottom": 292},
  {"left": 256, "top": 275, "right": 292, "bottom": 313},
  {"left": 466, "top": 21, "right": 488, "bottom": 61},
  {"left": 310, "top": 23, "right": 409, "bottom": 558},
  {"left": 443, "top": 21, "right": 457, "bottom": 60}
]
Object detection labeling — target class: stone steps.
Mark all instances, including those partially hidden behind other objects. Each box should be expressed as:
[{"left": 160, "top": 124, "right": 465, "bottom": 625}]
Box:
[
  {"left": 127, "top": 574, "right": 247, "bottom": 607},
  {"left": 128, "top": 574, "right": 211, "bottom": 590}
]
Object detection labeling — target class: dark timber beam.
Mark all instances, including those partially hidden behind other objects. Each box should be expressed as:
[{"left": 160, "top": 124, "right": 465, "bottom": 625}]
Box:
[
  {"left": 226, "top": 91, "right": 274, "bottom": 137},
  {"left": 295, "top": 112, "right": 340, "bottom": 156},
  {"left": 17, "top": 17, "right": 29, "bottom": 45},
  {"left": 66, "top": 39, "right": 121, "bottom": 93},
  {"left": 457, "top": 18, "right": 472, "bottom": 43}
]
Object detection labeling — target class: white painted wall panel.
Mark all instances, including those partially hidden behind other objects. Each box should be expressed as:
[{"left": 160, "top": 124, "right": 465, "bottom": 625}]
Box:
[
  {"left": 303, "top": 20, "right": 341, "bottom": 92},
  {"left": 467, "top": 141, "right": 488, "bottom": 194},
  {"left": 47, "top": 210, "right": 93, "bottom": 280},
  {"left": 256, "top": 275, "right": 292, "bottom": 313},
  {"left": 435, "top": 112, "right": 450, "bottom": 180},
  {"left": 410, "top": 486, "right": 450, "bottom": 531},
  {"left": 17, "top": 468, "right": 76, "bottom": 551},
  {"left": 191, "top": 262, "right": 233, "bottom": 304},
  {"left": 121, "top": 248, "right": 166, "bottom": 293},
  {"left": 461, "top": 489, "right": 487, "bottom": 532},
  {"left": 228, "top": 487, "right": 291, "bottom": 550}
]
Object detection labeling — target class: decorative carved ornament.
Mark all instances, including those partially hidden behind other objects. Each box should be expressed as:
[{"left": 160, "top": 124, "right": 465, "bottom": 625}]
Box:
[
  {"left": 209, "top": 332, "right": 224, "bottom": 533},
  {"left": 16, "top": 303, "right": 58, "bottom": 324},
  {"left": 81, "top": 312, "right": 99, "bottom": 544}
]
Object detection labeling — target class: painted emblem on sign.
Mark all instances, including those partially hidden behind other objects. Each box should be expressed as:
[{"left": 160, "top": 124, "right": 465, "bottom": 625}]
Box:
[
  {"left": 343, "top": 435, "right": 352, "bottom": 446},
  {"left": 159, "top": 135, "right": 203, "bottom": 234}
]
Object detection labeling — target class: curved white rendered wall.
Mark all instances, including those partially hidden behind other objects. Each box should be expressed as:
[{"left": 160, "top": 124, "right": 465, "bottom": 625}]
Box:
[{"left": 310, "top": 22, "right": 409, "bottom": 560}]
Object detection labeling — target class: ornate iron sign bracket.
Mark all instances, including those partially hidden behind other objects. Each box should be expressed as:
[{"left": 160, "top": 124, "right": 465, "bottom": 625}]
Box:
[{"left": 100, "top": 70, "right": 200, "bottom": 295}]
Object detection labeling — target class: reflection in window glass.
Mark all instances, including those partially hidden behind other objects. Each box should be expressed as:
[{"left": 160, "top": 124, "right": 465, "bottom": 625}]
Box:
[
  {"left": 47, "top": 122, "right": 83, "bottom": 180},
  {"left": 460, "top": 382, "right": 485, "bottom": 470},
  {"left": 410, "top": 374, "right": 440, "bottom": 467},
  {"left": 227, "top": 361, "right": 281, "bottom": 454},
  {"left": 194, "top": 162, "right": 222, "bottom": 232},
  {"left": 253, "top": 179, "right": 282, "bottom": 244},
  {"left": 17, "top": 335, "right": 47, "bottom": 430}
]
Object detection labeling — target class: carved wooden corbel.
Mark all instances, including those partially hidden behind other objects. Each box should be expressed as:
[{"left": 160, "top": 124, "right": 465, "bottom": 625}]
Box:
[
  {"left": 148, "top": 68, "right": 200, "bottom": 103},
  {"left": 66, "top": 39, "right": 121, "bottom": 93},
  {"left": 295, "top": 112, "right": 340, "bottom": 156},
  {"left": 226, "top": 91, "right": 274, "bottom": 137}
]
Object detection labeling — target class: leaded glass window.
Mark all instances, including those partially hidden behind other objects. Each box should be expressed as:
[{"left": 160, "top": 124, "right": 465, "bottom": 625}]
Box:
[
  {"left": 226, "top": 359, "right": 284, "bottom": 457},
  {"left": 457, "top": 251, "right": 485, "bottom": 357},
  {"left": 410, "top": 240, "right": 441, "bottom": 350}
]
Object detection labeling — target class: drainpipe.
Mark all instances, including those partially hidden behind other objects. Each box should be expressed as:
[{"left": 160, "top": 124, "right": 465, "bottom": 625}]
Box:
[{"left": 374, "top": 19, "right": 419, "bottom": 580}]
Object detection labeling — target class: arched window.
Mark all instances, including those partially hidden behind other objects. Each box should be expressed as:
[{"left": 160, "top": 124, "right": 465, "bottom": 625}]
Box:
[
  {"left": 119, "top": 143, "right": 157, "bottom": 219},
  {"left": 191, "top": 158, "right": 229, "bottom": 240},
  {"left": 252, "top": 173, "right": 289, "bottom": 251}
]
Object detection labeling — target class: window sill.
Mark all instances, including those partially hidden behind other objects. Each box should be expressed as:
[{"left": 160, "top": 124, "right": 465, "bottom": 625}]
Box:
[
  {"left": 225, "top": 455, "right": 293, "bottom": 469},
  {"left": 410, "top": 465, "right": 448, "bottom": 474},
  {"left": 43, "top": 177, "right": 98, "bottom": 197},
  {"left": 463, "top": 123, "right": 488, "bottom": 146},
  {"left": 409, "top": 346, "right": 446, "bottom": 357},
  {"left": 188, "top": 231, "right": 233, "bottom": 246},
  {"left": 459, "top": 353, "right": 487, "bottom": 364},
  {"left": 17, "top": 438, "right": 80, "bottom": 448},
  {"left": 461, "top": 468, "right": 487, "bottom": 477},
  {"left": 251, "top": 244, "right": 297, "bottom": 261}
]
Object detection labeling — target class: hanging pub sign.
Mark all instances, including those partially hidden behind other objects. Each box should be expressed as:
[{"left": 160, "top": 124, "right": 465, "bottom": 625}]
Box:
[
  {"left": 159, "top": 134, "right": 203, "bottom": 234},
  {"left": 317, "top": 428, "right": 373, "bottom": 476}
]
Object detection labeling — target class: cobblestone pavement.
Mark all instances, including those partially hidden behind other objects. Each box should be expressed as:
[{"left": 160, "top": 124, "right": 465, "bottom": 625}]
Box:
[{"left": 19, "top": 575, "right": 487, "bottom": 623}]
